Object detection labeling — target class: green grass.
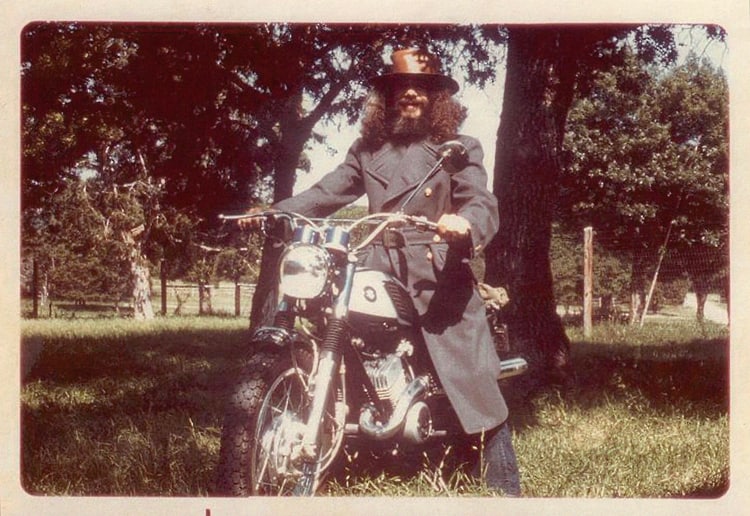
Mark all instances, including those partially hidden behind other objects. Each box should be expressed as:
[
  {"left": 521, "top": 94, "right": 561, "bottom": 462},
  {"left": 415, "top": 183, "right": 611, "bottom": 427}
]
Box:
[
  {"left": 20, "top": 316, "right": 729, "bottom": 497},
  {"left": 21, "top": 317, "right": 249, "bottom": 495}
]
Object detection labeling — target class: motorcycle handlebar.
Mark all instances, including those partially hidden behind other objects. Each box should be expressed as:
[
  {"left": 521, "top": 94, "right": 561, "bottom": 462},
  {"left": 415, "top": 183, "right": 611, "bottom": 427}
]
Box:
[
  {"left": 220, "top": 210, "right": 438, "bottom": 232},
  {"left": 219, "top": 210, "right": 445, "bottom": 253}
]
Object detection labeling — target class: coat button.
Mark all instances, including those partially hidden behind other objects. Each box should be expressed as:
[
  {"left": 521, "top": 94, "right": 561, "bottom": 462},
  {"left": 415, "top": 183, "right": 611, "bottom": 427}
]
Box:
[
  {"left": 424, "top": 187, "right": 433, "bottom": 197},
  {"left": 426, "top": 251, "right": 433, "bottom": 261}
]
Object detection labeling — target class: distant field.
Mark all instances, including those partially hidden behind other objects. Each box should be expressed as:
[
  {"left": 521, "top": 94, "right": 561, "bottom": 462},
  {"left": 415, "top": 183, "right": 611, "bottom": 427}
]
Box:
[{"left": 20, "top": 317, "right": 729, "bottom": 498}]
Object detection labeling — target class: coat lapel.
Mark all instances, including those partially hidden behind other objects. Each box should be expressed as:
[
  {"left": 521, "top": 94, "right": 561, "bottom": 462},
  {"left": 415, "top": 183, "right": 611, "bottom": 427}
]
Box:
[
  {"left": 380, "top": 140, "right": 440, "bottom": 209},
  {"left": 363, "top": 142, "right": 397, "bottom": 187}
]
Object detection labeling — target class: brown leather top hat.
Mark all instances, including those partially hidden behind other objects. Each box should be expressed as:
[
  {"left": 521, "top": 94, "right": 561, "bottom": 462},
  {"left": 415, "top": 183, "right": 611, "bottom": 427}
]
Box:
[{"left": 370, "top": 48, "right": 459, "bottom": 94}]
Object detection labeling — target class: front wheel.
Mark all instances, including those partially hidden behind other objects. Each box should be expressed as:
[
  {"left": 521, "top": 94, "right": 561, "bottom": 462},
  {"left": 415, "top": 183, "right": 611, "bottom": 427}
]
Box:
[{"left": 214, "top": 349, "right": 344, "bottom": 496}]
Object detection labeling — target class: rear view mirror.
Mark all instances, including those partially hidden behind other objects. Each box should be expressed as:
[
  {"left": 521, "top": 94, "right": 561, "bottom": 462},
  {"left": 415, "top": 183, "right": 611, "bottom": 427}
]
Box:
[{"left": 438, "top": 140, "right": 469, "bottom": 174}]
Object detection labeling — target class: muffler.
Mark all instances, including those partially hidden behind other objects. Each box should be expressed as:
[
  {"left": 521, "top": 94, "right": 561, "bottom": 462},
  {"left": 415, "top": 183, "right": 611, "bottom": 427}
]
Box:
[{"left": 498, "top": 357, "right": 528, "bottom": 379}]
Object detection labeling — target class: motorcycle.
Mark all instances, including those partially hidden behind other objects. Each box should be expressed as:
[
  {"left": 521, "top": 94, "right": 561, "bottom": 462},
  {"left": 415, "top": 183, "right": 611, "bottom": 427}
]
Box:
[{"left": 214, "top": 141, "right": 527, "bottom": 496}]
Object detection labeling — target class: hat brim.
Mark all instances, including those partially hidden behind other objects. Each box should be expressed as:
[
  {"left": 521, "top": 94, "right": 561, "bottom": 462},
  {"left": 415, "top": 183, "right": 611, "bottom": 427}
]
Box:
[{"left": 369, "top": 73, "right": 459, "bottom": 94}]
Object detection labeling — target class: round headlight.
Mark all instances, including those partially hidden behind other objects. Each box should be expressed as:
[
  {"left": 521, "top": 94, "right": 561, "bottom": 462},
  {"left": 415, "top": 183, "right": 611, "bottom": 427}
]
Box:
[{"left": 278, "top": 244, "right": 331, "bottom": 299}]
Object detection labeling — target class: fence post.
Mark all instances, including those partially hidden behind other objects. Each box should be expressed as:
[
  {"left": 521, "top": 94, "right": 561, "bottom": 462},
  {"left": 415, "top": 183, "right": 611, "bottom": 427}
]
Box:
[
  {"left": 32, "top": 257, "right": 39, "bottom": 319},
  {"left": 583, "top": 226, "right": 593, "bottom": 338},
  {"left": 235, "top": 282, "right": 241, "bottom": 316},
  {"left": 160, "top": 259, "right": 167, "bottom": 316}
]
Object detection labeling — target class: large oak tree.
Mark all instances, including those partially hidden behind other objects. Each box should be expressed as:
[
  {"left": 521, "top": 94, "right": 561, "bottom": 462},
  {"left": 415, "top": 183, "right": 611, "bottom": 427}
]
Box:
[{"left": 483, "top": 25, "right": 709, "bottom": 382}]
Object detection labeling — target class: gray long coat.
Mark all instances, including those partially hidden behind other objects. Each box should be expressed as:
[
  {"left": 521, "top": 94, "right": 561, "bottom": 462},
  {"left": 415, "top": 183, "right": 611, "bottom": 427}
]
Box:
[{"left": 274, "top": 134, "right": 507, "bottom": 434}]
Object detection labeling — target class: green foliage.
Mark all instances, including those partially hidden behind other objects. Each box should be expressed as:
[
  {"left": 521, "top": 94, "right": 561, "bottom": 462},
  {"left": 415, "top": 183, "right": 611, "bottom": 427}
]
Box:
[
  {"left": 21, "top": 23, "right": 504, "bottom": 228},
  {"left": 331, "top": 205, "right": 369, "bottom": 220},
  {"left": 21, "top": 22, "right": 508, "bottom": 308},
  {"left": 24, "top": 180, "right": 131, "bottom": 303},
  {"left": 592, "top": 248, "right": 632, "bottom": 301},
  {"left": 550, "top": 225, "right": 632, "bottom": 307},
  {"left": 24, "top": 164, "right": 197, "bottom": 310},
  {"left": 549, "top": 227, "right": 581, "bottom": 307},
  {"left": 213, "top": 248, "right": 253, "bottom": 284},
  {"left": 560, "top": 49, "right": 728, "bottom": 295},
  {"left": 652, "top": 277, "right": 691, "bottom": 308}
]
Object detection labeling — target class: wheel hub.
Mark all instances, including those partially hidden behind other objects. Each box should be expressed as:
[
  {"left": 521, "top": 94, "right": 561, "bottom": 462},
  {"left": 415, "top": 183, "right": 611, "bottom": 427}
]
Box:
[{"left": 259, "top": 412, "right": 308, "bottom": 480}]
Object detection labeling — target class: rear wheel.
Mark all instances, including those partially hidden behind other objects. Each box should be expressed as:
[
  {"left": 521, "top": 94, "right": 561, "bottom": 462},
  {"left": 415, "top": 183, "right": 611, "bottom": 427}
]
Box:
[{"left": 215, "top": 349, "right": 344, "bottom": 496}]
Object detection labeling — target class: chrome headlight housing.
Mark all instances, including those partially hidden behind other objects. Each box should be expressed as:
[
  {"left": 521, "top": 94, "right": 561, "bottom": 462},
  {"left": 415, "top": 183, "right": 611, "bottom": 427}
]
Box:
[{"left": 278, "top": 244, "right": 331, "bottom": 299}]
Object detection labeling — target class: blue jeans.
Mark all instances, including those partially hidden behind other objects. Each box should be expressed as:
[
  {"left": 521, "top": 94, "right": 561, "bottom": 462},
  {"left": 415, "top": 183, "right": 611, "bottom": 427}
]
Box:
[{"left": 475, "top": 422, "right": 521, "bottom": 496}]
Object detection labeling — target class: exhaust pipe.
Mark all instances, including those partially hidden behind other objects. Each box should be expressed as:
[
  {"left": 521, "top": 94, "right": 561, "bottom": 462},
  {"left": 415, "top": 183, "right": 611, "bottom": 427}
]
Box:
[
  {"left": 358, "top": 376, "right": 429, "bottom": 440},
  {"left": 498, "top": 357, "right": 528, "bottom": 380},
  {"left": 357, "top": 359, "right": 526, "bottom": 440}
]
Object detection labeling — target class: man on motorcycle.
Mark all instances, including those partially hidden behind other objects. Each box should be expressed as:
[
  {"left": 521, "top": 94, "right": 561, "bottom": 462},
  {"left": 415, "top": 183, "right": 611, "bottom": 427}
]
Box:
[{"left": 244, "top": 47, "right": 520, "bottom": 496}]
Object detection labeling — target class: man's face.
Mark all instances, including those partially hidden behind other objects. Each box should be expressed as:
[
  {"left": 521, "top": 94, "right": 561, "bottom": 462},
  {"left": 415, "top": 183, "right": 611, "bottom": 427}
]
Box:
[
  {"left": 388, "top": 81, "right": 433, "bottom": 138},
  {"left": 391, "top": 82, "right": 431, "bottom": 121}
]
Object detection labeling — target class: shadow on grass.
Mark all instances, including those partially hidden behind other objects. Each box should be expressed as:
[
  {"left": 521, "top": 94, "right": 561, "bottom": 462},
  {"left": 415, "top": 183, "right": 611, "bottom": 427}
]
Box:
[
  {"left": 504, "top": 336, "right": 728, "bottom": 430},
  {"left": 20, "top": 322, "right": 730, "bottom": 497},
  {"left": 572, "top": 338, "right": 727, "bottom": 408},
  {"left": 21, "top": 324, "right": 254, "bottom": 495}
]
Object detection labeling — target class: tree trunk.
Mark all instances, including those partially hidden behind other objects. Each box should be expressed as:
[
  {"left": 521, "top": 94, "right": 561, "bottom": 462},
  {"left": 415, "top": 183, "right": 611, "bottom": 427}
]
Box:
[
  {"left": 40, "top": 274, "right": 49, "bottom": 318},
  {"left": 249, "top": 68, "right": 357, "bottom": 327},
  {"left": 272, "top": 94, "right": 310, "bottom": 203},
  {"left": 485, "top": 27, "right": 577, "bottom": 384},
  {"left": 695, "top": 290, "right": 708, "bottom": 322},
  {"left": 204, "top": 284, "right": 213, "bottom": 315},
  {"left": 173, "top": 287, "right": 191, "bottom": 315},
  {"left": 250, "top": 91, "right": 334, "bottom": 328},
  {"left": 692, "top": 273, "right": 711, "bottom": 322},
  {"left": 628, "top": 252, "right": 647, "bottom": 324},
  {"left": 249, "top": 236, "right": 283, "bottom": 330},
  {"left": 131, "top": 252, "right": 154, "bottom": 320},
  {"left": 124, "top": 230, "right": 155, "bottom": 320},
  {"left": 250, "top": 100, "right": 308, "bottom": 329}
]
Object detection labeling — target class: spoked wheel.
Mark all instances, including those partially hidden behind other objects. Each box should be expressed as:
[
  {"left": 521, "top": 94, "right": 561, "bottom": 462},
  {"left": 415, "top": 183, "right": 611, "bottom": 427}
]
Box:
[{"left": 215, "top": 349, "right": 344, "bottom": 496}]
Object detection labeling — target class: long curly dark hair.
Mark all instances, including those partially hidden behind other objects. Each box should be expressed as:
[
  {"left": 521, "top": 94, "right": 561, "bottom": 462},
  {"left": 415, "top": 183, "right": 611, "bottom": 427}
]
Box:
[{"left": 359, "top": 89, "right": 467, "bottom": 148}]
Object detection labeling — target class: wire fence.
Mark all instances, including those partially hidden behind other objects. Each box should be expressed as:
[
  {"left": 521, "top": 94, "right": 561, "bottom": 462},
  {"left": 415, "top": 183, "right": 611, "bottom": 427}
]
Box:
[
  {"left": 152, "top": 282, "right": 257, "bottom": 317},
  {"left": 25, "top": 282, "right": 258, "bottom": 319},
  {"left": 24, "top": 226, "right": 727, "bottom": 322},
  {"left": 564, "top": 227, "right": 728, "bottom": 326},
  {"left": 590, "top": 229, "right": 728, "bottom": 290}
]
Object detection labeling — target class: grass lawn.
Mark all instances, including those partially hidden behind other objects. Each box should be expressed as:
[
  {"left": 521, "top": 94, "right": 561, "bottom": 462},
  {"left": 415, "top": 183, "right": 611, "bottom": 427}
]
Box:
[{"left": 20, "top": 316, "right": 729, "bottom": 497}]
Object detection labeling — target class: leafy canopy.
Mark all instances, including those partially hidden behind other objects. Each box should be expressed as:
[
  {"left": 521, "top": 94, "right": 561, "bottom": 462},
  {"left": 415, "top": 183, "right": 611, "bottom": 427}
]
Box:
[{"left": 559, "top": 49, "right": 728, "bottom": 260}]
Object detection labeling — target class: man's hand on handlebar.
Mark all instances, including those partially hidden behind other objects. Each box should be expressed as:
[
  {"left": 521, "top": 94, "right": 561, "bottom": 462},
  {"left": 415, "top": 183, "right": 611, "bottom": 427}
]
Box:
[
  {"left": 237, "top": 207, "right": 277, "bottom": 231},
  {"left": 435, "top": 213, "right": 471, "bottom": 244}
]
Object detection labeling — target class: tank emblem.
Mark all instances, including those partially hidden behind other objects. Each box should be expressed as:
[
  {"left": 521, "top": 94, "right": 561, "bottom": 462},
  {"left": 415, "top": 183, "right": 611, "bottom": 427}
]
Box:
[{"left": 363, "top": 286, "right": 377, "bottom": 302}]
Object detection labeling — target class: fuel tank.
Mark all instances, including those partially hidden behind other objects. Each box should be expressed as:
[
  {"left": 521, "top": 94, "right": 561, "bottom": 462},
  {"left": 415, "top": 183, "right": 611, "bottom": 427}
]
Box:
[{"left": 348, "top": 269, "right": 417, "bottom": 328}]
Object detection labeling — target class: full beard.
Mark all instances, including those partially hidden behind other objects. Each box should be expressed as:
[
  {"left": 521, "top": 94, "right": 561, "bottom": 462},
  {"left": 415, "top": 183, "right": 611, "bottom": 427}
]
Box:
[{"left": 389, "top": 110, "right": 431, "bottom": 142}]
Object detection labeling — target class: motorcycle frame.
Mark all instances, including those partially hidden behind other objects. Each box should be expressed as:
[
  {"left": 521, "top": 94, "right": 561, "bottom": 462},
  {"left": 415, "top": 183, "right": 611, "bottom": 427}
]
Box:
[{"left": 257, "top": 235, "right": 397, "bottom": 466}]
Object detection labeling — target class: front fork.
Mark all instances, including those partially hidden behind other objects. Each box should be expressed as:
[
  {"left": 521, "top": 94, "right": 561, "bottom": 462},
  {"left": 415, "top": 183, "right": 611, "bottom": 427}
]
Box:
[{"left": 298, "top": 259, "right": 356, "bottom": 466}]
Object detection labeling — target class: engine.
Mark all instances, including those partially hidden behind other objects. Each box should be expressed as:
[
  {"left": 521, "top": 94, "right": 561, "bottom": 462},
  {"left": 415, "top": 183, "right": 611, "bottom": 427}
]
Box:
[
  {"left": 360, "top": 338, "right": 414, "bottom": 405},
  {"left": 358, "top": 340, "right": 435, "bottom": 444},
  {"left": 362, "top": 353, "right": 412, "bottom": 409}
]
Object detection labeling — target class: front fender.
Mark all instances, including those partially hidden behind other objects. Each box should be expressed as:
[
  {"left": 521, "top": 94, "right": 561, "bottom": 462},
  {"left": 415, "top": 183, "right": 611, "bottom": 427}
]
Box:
[
  {"left": 249, "top": 326, "right": 320, "bottom": 364},
  {"left": 250, "top": 326, "right": 302, "bottom": 349}
]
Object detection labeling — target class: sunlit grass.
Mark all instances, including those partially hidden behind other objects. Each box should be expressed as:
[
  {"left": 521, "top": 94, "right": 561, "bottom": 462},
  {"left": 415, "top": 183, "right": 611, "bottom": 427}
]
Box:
[
  {"left": 20, "top": 316, "right": 729, "bottom": 497},
  {"left": 516, "top": 391, "right": 728, "bottom": 497}
]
